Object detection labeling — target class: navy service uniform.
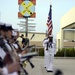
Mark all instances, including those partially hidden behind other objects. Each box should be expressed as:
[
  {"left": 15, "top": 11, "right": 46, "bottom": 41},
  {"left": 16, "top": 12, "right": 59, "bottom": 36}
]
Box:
[
  {"left": 43, "top": 35, "right": 56, "bottom": 72},
  {"left": 0, "top": 22, "right": 19, "bottom": 75}
]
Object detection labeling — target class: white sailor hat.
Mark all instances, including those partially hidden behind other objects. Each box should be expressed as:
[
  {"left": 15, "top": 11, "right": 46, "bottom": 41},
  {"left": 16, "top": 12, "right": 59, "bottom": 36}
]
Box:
[
  {"left": 0, "top": 22, "right": 6, "bottom": 30},
  {"left": 5, "top": 23, "right": 14, "bottom": 30},
  {"left": 12, "top": 31, "right": 17, "bottom": 36}
]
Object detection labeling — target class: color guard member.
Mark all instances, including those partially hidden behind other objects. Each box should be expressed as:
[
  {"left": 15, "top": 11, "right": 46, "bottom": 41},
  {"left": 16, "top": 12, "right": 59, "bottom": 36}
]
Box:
[{"left": 43, "top": 34, "right": 56, "bottom": 72}]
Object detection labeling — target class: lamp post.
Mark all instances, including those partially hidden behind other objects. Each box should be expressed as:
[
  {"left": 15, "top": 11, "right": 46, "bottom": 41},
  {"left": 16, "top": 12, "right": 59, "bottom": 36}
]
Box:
[{"left": 25, "top": 18, "right": 28, "bottom": 37}]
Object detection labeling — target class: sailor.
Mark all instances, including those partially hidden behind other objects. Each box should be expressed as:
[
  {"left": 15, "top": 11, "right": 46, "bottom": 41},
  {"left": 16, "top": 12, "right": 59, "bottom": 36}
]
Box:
[
  {"left": 0, "top": 22, "right": 8, "bottom": 74},
  {"left": 0, "top": 22, "right": 20, "bottom": 75},
  {"left": 20, "top": 34, "right": 29, "bottom": 48},
  {"left": 11, "top": 31, "right": 37, "bottom": 74},
  {"left": 43, "top": 34, "right": 56, "bottom": 72},
  {"left": 11, "top": 31, "right": 28, "bottom": 55}
]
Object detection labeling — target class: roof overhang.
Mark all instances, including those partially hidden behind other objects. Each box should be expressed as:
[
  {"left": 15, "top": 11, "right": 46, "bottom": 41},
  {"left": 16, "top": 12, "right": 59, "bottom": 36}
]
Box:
[{"left": 63, "top": 29, "right": 75, "bottom": 31}]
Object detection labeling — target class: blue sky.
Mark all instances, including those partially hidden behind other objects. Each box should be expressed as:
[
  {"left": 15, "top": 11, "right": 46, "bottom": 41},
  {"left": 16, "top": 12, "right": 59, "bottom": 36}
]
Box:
[{"left": 0, "top": 0, "right": 75, "bottom": 38}]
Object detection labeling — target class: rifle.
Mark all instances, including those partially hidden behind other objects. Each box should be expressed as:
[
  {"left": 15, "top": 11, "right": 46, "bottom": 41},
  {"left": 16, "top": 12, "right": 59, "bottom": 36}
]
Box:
[
  {"left": 15, "top": 40, "right": 35, "bottom": 52},
  {"left": 21, "top": 52, "right": 37, "bottom": 68},
  {"left": 14, "top": 40, "right": 37, "bottom": 74},
  {"left": 20, "top": 63, "right": 28, "bottom": 75},
  {"left": 30, "top": 33, "right": 35, "bottom": 40},
  {"left": 21, "top": 45, "right": 35, "bottom": 51},
  {"left": 19, "top": 52, "right": 38, "bottom": 75},
  {"left": 21, "top": 52, "right": 38, "bottom": 58}
]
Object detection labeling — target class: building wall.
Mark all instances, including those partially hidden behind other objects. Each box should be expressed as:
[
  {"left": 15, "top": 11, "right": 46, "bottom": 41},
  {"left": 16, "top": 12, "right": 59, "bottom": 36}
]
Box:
[
  {"left": 56, "top": 32, "right": 61, "bottom": 49},
  {"left": 57, "top": 6, "right": 75, "bottom": 49},
  {"left": 61, "top": 7, "right": 75, "bottom": 29},
  {"left": 63, "top": 31, "right": 74, "bottom": 40},
  {"left": 17, "top": 32, "right": 46, "bottom": 47}
]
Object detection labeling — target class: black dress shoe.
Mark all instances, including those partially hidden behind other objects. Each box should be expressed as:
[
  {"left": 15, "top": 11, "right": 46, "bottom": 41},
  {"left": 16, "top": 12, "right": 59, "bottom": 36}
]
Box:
[
  {"left": 44, "top": 67, "right": 46, "bottom": 68},
  {"left": 47, "top": 70, "right": 53, "bottom": 72}
]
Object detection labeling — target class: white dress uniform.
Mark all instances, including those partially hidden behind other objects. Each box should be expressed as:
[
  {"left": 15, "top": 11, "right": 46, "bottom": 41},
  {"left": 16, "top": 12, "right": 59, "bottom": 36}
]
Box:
[
  {"left": 43, "top": 38, "right": 48, "bottom": 68},
  {"left": 0, "top": 39, "right": 18, "bottom": 75},
  {"left": 43, "top": 38, "right": 56, "bottom": 71}
]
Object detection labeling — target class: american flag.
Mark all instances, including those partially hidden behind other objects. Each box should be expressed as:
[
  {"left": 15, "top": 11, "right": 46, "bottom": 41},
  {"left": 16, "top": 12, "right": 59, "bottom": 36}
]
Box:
[{"left": 46, "top": 5, "right": 53, "bottom": 35}]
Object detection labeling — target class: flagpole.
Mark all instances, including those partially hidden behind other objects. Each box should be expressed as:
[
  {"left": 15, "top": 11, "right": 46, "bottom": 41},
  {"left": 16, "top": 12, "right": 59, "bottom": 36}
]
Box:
[
  {"left": 50, "top": 0, "right": 52, "bottom": 5},
  {"left": 50, "top": 0, "right": 52, "bottom": 35}
]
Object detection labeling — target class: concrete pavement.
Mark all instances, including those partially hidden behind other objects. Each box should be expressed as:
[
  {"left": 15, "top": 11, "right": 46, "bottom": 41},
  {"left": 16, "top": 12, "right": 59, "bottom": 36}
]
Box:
[{"left": 21, "top": 57, "right": 75, "bottom": 75}]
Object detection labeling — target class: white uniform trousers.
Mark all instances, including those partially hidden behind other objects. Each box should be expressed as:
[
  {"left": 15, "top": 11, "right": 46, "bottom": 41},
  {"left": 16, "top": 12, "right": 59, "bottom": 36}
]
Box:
[
  {"left": 45, "top": 51, "right": 54, "bottom": 71},
  {"left": 44, "top": 49, "right": 47, "bottom": 68}
]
